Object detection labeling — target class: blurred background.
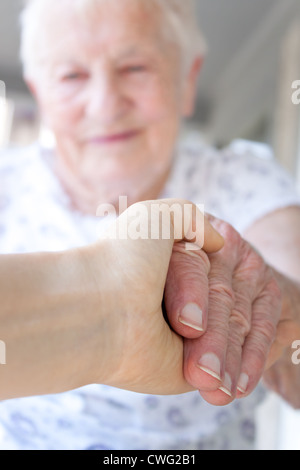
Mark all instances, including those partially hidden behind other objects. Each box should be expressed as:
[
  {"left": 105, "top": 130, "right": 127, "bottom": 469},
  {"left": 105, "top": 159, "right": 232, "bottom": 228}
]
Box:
[{"left": 1, "top": 0, "right": 300, "bottom": 450}]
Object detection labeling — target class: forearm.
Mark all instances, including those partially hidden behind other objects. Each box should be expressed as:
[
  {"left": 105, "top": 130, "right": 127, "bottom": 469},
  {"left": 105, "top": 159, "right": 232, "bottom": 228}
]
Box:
[{"left": 0, "top": 247, "right": 110, "bottom": 399}]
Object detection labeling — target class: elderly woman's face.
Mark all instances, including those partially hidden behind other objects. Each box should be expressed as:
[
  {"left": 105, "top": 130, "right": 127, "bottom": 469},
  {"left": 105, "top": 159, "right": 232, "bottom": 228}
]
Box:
[{"left": 30, "top": 0, "right": 196, "bottom": 209}]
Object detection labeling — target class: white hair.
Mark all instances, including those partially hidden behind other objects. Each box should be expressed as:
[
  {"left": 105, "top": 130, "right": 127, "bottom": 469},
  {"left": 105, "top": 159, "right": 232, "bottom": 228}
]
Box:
[{"left": 19, "top": 0, "right": 206, "bottom": 80}]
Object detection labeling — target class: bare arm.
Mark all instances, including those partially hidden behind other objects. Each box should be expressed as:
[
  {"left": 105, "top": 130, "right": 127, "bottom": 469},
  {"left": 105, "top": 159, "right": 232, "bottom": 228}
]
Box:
[{"left": 0, "top": 248, "right": 111, "bottom": 399}]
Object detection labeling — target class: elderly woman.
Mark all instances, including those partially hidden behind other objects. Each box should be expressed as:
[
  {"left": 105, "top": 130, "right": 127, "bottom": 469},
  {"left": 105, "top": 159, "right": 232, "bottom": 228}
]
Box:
[{"left": 0, "top": 0, "right": 300, "bottom": 450}]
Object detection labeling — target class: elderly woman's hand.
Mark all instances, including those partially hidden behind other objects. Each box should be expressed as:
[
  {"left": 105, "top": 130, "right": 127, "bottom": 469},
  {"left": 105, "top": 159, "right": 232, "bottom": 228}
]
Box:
[{"left": 165, "top": 216, "right": 282, "bottom": 406}]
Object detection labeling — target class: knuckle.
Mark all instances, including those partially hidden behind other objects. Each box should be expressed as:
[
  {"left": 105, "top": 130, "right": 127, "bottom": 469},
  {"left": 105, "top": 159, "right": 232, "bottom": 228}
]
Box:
[
  {"left": 267, "top": 276, "right": 282, "bottom": 302},
  {"left": 171, "top": 246, "right": 210, "bottom": 278},
  {"left": 195, "top": 250, "right": 211, "bottom": 274},
  {"left": 222, "top": 223, "right": 241, "bottom": 248},
  {"left": 247, "top": 321, "right": 277, "bottom": 369},
  {"left": 253, "top": 315, "right": 277, "bottom": 346},
  {"left": 245, "top": 343, "right": 267, "bottom": 373},
  {"left": 209, "top": 282, "right": 236, "bottom": 307},
  {"left": 241, "top": 245, "right": 265, "bottom": 274},
  {"left": 258, "top": 275, "right": 282, "bottom": 321},
  {"left": 229, "top": 309, "right": 251, "bottom": 341}
]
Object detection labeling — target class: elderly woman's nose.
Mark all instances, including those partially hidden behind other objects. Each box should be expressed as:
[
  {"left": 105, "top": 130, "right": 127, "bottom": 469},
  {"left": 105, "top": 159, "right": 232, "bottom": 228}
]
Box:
[{"left": 85, "top": 74, "right": 129, "bottom": 121}]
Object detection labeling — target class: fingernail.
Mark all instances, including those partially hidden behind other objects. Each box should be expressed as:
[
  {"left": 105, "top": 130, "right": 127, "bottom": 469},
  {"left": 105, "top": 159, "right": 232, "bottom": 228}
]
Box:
[
  {"left": 218, "top": 372, "right": 232, "bottom": 397},
  {"left": 179, "top": 303, "right": 203, "bottom": 331},
  {"left": 237, "top": 373, "right": 249, "bottom": 394},
  {"left": 197, "top": 353, "right": 221, "bottom": 381}
]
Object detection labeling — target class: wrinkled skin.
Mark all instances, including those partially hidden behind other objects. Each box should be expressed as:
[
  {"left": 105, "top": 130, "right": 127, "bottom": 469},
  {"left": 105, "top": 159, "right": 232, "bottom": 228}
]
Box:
[{"left": 165, "top": 216, "right": 283, "bottom": 406}]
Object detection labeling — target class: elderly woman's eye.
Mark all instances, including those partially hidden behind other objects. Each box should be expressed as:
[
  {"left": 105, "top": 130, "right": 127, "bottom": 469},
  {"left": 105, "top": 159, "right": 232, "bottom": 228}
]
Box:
[
  {"left": 123, "top": 65, "right": 146, "bottom": 74},
  {"left": 62, "top": 72, "right": 85, "bottom": 81}
]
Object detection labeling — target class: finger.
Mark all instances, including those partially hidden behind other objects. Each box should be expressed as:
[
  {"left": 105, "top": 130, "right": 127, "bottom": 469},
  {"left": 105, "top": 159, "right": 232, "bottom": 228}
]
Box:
[
  {"left": 236, "top": 279, "right": 281, "bottom": 398},
  {"left": 216, "top": 275, "right": 255, "bottom": 401},
  {"left": 195, "top": 256, "right": 264, "bottom": 405},
  {"left": 164, "top": 242, "right": 210, "bottom": 338},
  {"left": 198, "top": 384, "right": 234, "bottom": 407},
  {"left": 148, "top": 199, "right": 224, "bottom": 253},
  {"left": 183, "top": 258, "right": 235, "bottom": 395},
  {"left": 199, "top": 214, "right": 225, "bottom": 254},
  {"left": 174, "top": 205, "right": 225, "bottom": 254},
  {"left": 211, "top": 304, "right": 251, "bottom": 405}
]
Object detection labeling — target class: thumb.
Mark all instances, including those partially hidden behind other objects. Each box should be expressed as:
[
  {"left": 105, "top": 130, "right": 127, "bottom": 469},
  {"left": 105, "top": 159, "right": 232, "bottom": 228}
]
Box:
[
  {"left": 101, "top": 198, "right": 224, "bottom": 252},
  {"left": 200, "top": 215, "right": 225, "bottom": 254}
]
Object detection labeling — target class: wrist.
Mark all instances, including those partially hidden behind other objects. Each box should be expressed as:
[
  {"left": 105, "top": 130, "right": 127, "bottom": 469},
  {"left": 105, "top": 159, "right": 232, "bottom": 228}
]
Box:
[
  {"left": 0, "top": 248, "right": 114, "bottom": 398},
  {"left": 75, "top": 240, "right": 123, "bottom": 388},
  {"left": 36, "top": 247, "right": 111, "bottom": 392}
]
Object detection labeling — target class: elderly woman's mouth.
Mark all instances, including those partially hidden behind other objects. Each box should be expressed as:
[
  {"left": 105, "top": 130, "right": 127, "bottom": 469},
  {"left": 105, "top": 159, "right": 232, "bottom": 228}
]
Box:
[{"left": 86, "top": 130, "right": 141, "bottom": 145}]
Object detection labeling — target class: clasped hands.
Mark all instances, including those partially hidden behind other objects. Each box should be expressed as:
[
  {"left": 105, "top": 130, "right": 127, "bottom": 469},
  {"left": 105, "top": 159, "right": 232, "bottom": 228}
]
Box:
[{"left": 83, "top": 199, "right": 283, "bottom": 406}]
